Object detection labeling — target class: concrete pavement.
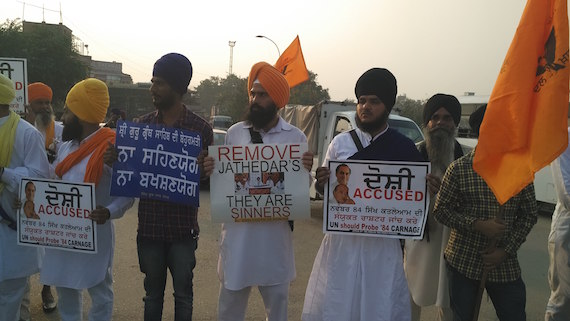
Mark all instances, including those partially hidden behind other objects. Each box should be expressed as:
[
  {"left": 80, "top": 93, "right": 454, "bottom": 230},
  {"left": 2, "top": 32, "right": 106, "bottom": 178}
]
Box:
[{"left": 26, "top": 190, "right": 552, "bottom": 320}]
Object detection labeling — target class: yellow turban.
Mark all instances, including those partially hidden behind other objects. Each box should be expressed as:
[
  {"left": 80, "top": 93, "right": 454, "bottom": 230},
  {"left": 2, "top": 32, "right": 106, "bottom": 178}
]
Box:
[
  {"left": 28, "top": 82, "right": 53, "bottom": 103},
  {"left": 247, "top": 62, "right": 290, "bottom": 108},
  {"left": 65, "top": 78, "right": 109, "bottom": 124},
  {"left": 0, "top": 74, "right": 16, "bottom": 105}
]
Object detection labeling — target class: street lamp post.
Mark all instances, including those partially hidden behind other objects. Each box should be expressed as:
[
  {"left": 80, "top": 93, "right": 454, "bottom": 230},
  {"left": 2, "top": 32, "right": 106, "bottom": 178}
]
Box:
[{"left": 255, "top": 35, "right": 281, "bottom": 58}]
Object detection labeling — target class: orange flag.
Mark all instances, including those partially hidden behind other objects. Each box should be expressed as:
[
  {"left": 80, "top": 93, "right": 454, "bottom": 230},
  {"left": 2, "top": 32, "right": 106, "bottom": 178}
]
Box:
[
  {"left": 473, "top": 0, "right": 569, "bottom": 204},
  {"left": 274, "top": 35, "right": 309, "bottom": 88}
]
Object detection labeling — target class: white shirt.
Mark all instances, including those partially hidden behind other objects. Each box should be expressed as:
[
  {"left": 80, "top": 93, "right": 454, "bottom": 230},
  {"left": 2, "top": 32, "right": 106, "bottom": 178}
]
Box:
[
  {"left": 302, "top": 126, "right": 411, "bottom": 321},
  {"left": 41, "top": 128, "right": 134, "bottom": 289},
  {"left": 546, "top": 127, "right": 570, "bottom": 317},
  {"left": 0, "top": 115, "right": 50, "bottom": 282},
  {"left": 218, "top": 118, "right": 308, "bottom": 290}
]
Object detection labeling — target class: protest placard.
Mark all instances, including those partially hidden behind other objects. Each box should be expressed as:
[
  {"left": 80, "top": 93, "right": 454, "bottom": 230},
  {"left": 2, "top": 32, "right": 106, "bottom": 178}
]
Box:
[
  {"left": 110, "top": 120, "right": 202, "bottom": 206},
  {"left": 17, "top": 178, "right": 97, "bottom": 253},
  {"left": 209, "top": 143, "right": 311, "bottom": 223},
  {"left": 324, "top": 159, "right": 430, "bottom": 239},
  {"left": 0, "top": 57, "right": 28, "bottom": 114}
]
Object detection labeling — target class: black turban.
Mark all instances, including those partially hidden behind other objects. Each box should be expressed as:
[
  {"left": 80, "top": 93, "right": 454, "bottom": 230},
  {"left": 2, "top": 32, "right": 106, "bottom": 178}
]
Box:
[
  {"left": 354, "top": 68, "right": 397, "bottom": 111},
  {"left": 469, "top": 104, "right": 487, "bottom": 137},
  {"left": 423, "top": 93, "right": 461, "bottom": 126}
]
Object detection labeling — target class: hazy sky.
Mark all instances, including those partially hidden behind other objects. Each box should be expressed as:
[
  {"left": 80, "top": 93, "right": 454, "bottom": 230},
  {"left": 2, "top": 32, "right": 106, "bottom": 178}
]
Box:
[{"left": 1, "top": 0, "right": 563, "bottom": 101}]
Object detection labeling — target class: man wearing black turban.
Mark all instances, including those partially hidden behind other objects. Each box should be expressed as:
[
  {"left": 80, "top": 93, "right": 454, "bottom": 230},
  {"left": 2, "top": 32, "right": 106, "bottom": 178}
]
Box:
[
  {"left": 303, "top": 68, "right": 423, "bottom": 321},
  {"left": 405, "top": 93, "right": 464, "bottom": 321}
]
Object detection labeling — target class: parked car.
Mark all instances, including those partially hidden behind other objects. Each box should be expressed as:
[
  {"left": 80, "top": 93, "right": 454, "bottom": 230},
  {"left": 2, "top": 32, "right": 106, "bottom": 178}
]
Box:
[
  {"left": 210, "top": 115, "right": 233, "bottom": 130},
  {"left": 213, "top": 128, "right": 227, "bottom": 145}
]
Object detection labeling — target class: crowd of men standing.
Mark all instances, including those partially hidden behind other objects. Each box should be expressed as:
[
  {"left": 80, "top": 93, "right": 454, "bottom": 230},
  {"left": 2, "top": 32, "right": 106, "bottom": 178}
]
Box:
[{"left": 0, "top": 51, "right": 568, "bottom": 321}]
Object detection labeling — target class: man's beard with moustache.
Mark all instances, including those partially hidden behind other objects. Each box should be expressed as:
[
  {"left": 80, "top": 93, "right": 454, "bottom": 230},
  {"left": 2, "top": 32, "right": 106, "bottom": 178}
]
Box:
[
  {"left": 152, "top": 91, "right": 177, "bottom": 111},
  {"left": 423, "top": 126, "right": 456, "bottom": 177},
  {"left": 355, "top": 108, "right": 389, "bottom": 135},
  {"left": 246, "top": 102, "right": 278, "bottom": 129},
  {"left": 62, "top": 115, "right": 83, "bottom": 142},
  {"left": 35, "top": 110, "right": 54, "bottom": 132}
]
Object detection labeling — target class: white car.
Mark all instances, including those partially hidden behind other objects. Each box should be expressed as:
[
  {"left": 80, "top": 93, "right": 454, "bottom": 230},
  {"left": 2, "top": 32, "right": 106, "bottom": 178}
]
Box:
[{"left": 213, "top": 128, "right": 227, "bottom": 145}]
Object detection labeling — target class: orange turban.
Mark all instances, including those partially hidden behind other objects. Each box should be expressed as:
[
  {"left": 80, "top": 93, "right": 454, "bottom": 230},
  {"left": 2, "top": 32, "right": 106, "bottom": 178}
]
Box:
[
  {"left": 65, "top": 78, "right": 109, "bottom": 124},
  {"left": 247, "top": 62, "right": 290, "bottom": 108},
  {"left": 28, "top": 82, "right": 53, "bottom": 103}
]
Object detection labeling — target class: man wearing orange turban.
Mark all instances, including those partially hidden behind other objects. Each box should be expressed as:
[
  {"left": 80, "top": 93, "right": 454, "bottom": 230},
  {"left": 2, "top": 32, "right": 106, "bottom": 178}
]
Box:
[
  {"left": 202, "top": 62, "right": 314, "bottom": 321},
  {"left": 19, "top": 82, "right": 61, "bottom": 318},
  {"left": 40, "top": 78, "right": 134, "bottom": 321},
  {"left": 0, "top": 74, "right": 50, "bottom": 321},
  {"left": 25, "top": 82, "right": 63, "bottom": 164}
]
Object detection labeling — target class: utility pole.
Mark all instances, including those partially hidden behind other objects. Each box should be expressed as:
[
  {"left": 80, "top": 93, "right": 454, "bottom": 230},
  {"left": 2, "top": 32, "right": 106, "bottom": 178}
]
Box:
[{"left": 228, "top": 41, "right": 236, "bottom": 75}]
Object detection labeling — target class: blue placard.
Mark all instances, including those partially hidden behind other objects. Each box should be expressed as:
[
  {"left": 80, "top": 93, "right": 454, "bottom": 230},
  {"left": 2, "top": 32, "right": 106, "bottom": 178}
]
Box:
[{"left": 110, "top": 120, "right": 202, "bottom": 206}]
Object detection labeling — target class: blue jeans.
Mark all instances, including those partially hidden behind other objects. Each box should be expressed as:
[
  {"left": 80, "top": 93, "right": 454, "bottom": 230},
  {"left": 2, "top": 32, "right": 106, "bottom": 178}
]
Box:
[
  {"left": 137, "top": 236, "right": 198, "bottom": 321},
  {"left": 447, "top": 263, "right": 526, "bottom": 321}
]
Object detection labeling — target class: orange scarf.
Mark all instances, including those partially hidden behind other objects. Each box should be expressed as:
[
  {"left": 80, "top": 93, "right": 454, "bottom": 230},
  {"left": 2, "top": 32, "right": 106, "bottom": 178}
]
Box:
[
  {"left": 55, "top": 127, "right": 115, "bottom": 185},
  {"left": 44, "top": 120, "right": 55, "bottom": 149}
]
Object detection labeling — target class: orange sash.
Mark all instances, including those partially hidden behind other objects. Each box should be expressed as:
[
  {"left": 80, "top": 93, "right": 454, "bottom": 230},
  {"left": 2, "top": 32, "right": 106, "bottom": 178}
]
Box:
[
  {"left": 55, "top": 127, "right": 115, "bottom": 185},
  {"left": 44, "top": 120, "right": 55, "bottom": 149}
]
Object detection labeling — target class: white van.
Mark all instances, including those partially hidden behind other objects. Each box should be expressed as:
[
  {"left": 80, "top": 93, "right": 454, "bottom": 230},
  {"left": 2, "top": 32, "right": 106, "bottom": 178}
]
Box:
[
  {"left": 279, "top": 102, "right": 425, "bottom": 199},
  {"left": 320, "top": 110, "right": 423, "bottom": 167}
]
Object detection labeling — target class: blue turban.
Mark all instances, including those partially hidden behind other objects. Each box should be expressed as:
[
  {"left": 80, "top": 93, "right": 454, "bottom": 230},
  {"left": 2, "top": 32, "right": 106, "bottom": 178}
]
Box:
[{"left": 153, "top": 53, "right": 193, "bottom": 95}]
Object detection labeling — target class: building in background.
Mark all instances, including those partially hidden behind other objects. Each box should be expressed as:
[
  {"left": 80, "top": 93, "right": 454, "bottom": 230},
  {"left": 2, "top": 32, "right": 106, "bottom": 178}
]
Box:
[{"left": 21, "top": 20, "right": 208, "bottom": 121}]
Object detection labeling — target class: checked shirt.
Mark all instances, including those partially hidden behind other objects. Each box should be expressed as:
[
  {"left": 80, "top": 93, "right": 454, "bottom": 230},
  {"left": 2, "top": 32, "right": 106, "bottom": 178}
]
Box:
[{"left": 433, "top": 150, "right": 538, "bottom": 282}]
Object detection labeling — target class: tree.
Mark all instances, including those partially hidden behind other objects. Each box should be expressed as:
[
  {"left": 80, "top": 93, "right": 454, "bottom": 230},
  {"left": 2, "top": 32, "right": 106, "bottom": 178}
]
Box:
[
  {"left": 393, "top": 94, "right": 424, "bottom": 127},
  {"left": 0, "top": 19, "right": 88, "bottom": 113},
  {"left": 194, "top": 74, "right": 248, "bottom": 122},
  {"left": 289, "top": 71, "right": 330, "bottom": 105},
  {"left": 195, "top": 70, "right": 330, "bottom": 123}
]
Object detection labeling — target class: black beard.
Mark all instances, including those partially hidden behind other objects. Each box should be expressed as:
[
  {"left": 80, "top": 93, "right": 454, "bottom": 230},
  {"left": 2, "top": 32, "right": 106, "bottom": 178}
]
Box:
[
  {"left": 153, "top": 92, "right": 177, "bottom": 111},
  {"left": 423, "top": 126, "right": 456, "bottom": 176},
  {"left": 355, "top": 109, "right": 389, "bottom": 134},
  {"left": 246, "top": 103, "right": 278, "bottom": 129},
  {"left": 62, "top": 116, "right": 83, "bottom": 141}
]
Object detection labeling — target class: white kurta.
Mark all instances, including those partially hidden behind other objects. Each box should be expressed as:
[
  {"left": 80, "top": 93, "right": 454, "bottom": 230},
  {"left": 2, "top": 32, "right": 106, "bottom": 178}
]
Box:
[
  {"left": 404, "top": 198, "right": 450, "bottom": 308},
  {"left": 546, "top": 127, "right": 570, "bottom": 320},
  {"left": 302, "top": 127, "right": 411, "bottom": 321},
  {"left": 0, "top": 116, "right": 50, "bottom": 282},
  {"left": 40, "top": 129, "right": 134, "bottom": 289},
  {"left": 218, "top": 118, "right": 309, "bottom": 290}
]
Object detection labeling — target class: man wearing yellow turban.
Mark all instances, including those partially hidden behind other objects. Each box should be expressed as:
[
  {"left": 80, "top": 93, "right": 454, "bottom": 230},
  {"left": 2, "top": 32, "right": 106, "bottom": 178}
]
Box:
[
  {"left": 202, "top": 62, "right": 314, "bottom": 321},
  {"left": 0, "top": 74, "right": 50, "bottom": 321},
  {"left": 40, "top": 78, "right": 134, "bottom": 321},
  {"left": 25, "top": 82, "right": 63, "bottom": 163}
]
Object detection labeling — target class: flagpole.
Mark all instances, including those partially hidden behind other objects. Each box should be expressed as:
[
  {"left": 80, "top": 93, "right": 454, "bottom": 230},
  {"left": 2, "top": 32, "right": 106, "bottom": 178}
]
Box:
[
  {"left": 472, "top": 206, "right": 504, "bottom": 321},
  {"left": 255, "top": 35, "right": 281, "bottom": 58}
]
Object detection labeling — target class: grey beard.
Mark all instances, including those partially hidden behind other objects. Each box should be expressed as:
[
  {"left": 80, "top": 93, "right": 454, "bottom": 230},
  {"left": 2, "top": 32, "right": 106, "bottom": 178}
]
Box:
[
  {"left": 35, "top": 112, "right": 54, "bottom": 132},
  {"left": 423, "top": 126, "right": 456, "bottom": 177}
]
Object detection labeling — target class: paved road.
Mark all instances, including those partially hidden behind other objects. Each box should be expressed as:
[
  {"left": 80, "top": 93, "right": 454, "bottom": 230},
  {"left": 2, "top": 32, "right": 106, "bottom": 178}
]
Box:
[{"left": 26, "top": 190, "right": 552, "bottom": 320}]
